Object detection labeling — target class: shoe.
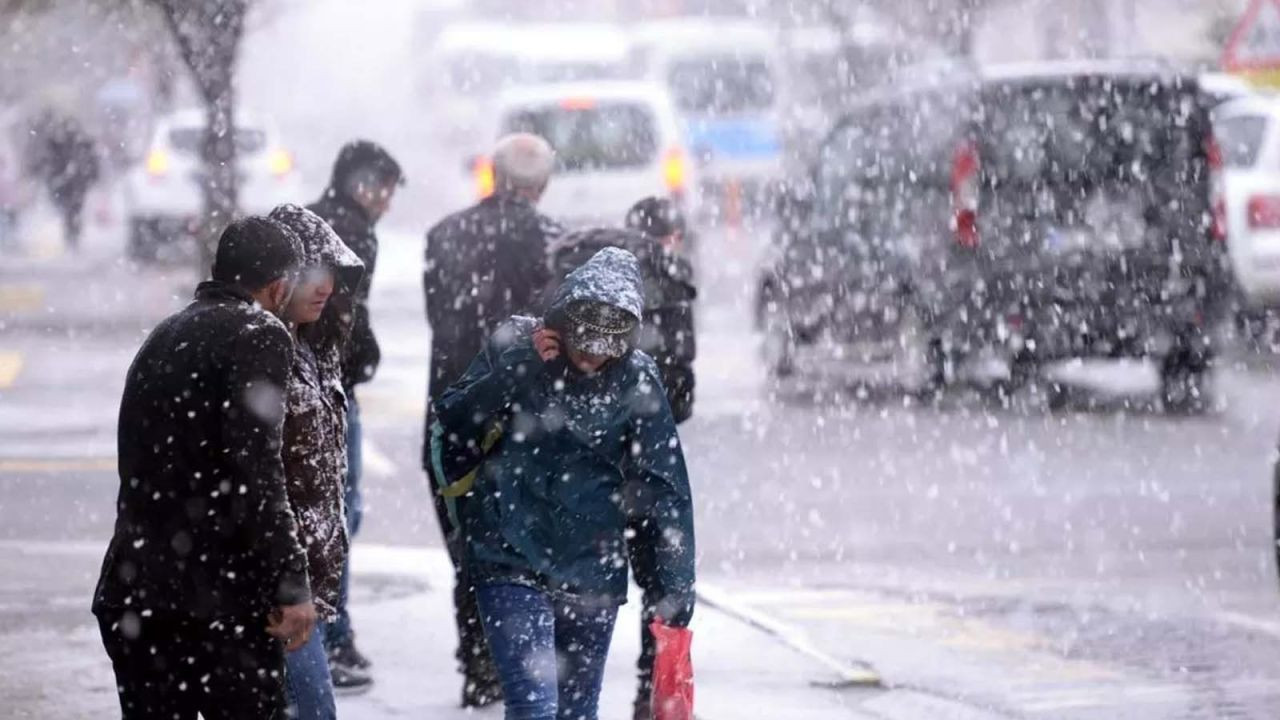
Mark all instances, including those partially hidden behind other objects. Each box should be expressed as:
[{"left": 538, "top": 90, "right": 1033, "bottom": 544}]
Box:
[
  {"left": 329, "top": 663, "right": 374, "bottom": 696},
  {"left": 461, "top": 678, "right": 503, "bottom": 708},
  {"left": 328, "top": 640, "right": 373, "bottom": 670}
]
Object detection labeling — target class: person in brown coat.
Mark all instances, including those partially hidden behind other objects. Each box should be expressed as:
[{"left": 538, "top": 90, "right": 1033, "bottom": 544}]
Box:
[{"left": 269, "top": 204, "right": 367, "bottom": 717}]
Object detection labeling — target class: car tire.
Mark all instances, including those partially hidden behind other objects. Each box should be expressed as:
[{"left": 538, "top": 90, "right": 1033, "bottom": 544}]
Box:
[
  {"left": 896, "top": 302, "right": 946, "bottom": 399},
  {"left": 760, "top": 287, "right": 796, "bottom": 379},
  {"left": 127, "top": 218, "right": 159, "bottom": 264},
  {"left": 1159, "top": 350, "right": 1210, "bottom": 414}
]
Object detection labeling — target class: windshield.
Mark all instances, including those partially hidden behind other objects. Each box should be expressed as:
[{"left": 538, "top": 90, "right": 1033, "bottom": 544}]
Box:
[
  {"left": 1215, "top": 114, "right": 1268, "bottom": 169},
  {"left": 668, "top": 57, "right": 775, "bottom": 114},
  {"left": 168, "top": 127, "right": 267, "bottom": 155},
  {"left": 502, "top": 103, "right": 657, "bottom": 172}
]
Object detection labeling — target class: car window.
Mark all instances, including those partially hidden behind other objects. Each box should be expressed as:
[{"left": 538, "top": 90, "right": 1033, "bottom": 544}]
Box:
[
  {"left": 503, "top": 102, "right": 658, "bottom": 172},
  {"left": 667, "top": 57, "right": 775, "bottom": 114},
  {"left": 168, "top": 127, "right": 268, "bottom": 155},
  {"left": 1215, "top": 114, "right": 1268, "bottom": 169}
]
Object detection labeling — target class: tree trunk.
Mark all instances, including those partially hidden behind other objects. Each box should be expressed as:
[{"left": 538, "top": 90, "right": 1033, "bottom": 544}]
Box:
[{"left": 152, "top": 0, "right": 246, "bottom": 273}]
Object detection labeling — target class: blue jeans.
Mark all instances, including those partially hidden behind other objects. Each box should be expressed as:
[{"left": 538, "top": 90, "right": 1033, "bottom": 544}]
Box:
[
  {"left": 328, "top": 397, "right": 363, "bottom": 650},
  {"left": 285, "top": 621, "right": 336, "bottom": 720},
  {"left": 475, "top": 584, "right": 618, "bottom": 720}
]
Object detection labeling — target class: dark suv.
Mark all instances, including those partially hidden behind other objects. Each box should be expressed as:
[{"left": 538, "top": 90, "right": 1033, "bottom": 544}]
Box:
[{"left": 757, "top": 61, "right": 1230, "bottom": 410}]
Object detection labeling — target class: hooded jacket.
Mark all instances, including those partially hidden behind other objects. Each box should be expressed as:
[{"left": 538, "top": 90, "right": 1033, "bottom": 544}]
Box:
[
  {"left": 548, "top": 228, "right": 698, "bottom": 422},
  {"left": 308, "top": 140, "right": 402, "bottom": 390},
  {"left": 435, "top": 248, "right": 695, "bottom": 616},
  {"left": 269, "top": 204, "right": 364, "bottom": 619}
]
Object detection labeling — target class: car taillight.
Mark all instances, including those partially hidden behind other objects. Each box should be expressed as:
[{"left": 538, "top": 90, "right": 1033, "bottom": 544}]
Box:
[
  {"left": 1248, "top": 195, "right": 1280, "bottom": 229},
  {"left": 268, "top": 149, "right": 294, "bottom": 177},
  {"left": 1207, "top": 136, "right": 1227, "bottom": 241},
  {"left": 473, "top": 156, "right": 495, "bottom": 199},
  {"left": 145, "top": 149, "right": 169, "bottom": 178},
  {"left": 950, "top": 141, "right": 980, "bottom": 249},
  {"left": 662, "top": 147, "right": 687, "bottom": 199}
]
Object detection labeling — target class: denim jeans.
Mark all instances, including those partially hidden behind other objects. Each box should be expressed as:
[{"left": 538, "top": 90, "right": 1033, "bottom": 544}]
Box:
[
  {"left": 285, "top": 621, "right": 335, "bottom": 720},
  {"left": 328, "top": 397, "right": 363, "bottom": 650},
  {"left": 475, "top": 584, "right": 618, "bottom": 720}
]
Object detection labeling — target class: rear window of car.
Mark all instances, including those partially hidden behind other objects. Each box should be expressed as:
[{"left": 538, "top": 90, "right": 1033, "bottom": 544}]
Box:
[
  {"left": 668, "top": 58, "right": 775, "bottom": 114},
  {"left": 1215, "top": 114, "right": 1268, "bottom": 168},
  {"left": 978, "top": 77, "right": 1202, "bottom": 187},
  {"left": 503, "top": 102, "right": 658, "bottom": 172},
  {"left": 168, "top": 127, "right": 268, "bottom": 155}
]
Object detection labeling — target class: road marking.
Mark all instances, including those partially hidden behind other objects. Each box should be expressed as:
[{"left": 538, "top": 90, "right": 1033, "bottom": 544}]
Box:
[
  {"left": 0, "top": 352, "right": 23, "bottom": 387},
  {"left": 0, "top": 284, "right": 44, "bottom": 314},
  {"left": 0, "top": 457, "right": 116, "bottom": 473}
]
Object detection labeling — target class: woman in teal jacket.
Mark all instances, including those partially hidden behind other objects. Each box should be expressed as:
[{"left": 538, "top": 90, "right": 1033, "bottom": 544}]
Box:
[{"left": 434, "top": 247, "right": 695, "bottom": 720}]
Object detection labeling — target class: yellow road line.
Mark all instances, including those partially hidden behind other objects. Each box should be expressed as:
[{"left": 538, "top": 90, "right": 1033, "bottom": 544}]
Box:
[
  {"left": 0, "top": 284, "right": 45, "bottom": 313},
  {"left": 0, "top": 352, "right": 22, "bottom": 388},
  {"left": 0, "top": 457, "right": 116, "bottom": 473}
]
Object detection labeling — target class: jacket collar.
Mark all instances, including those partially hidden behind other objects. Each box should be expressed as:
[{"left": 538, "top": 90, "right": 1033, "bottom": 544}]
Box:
[
  {"left": 481, "top": 191, "right": 533, "bottom": 211},
  {"left": 194, "top": 280, "right": 257, "bottom": 305},
  {"left": 320, "top": 186, "right": 373, "bottom": 224}
]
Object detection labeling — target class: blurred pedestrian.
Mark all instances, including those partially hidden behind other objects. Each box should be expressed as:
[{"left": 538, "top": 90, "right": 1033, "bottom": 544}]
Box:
[
  {"left": 432, "top": 247, "right": 696, "bottom": 720},
  {"left": 93, "top": 217, "right": 314, "bottom": 720},
  {"left": 422, "top": 132, "right": 563, "bottom": 707},
  {"left": 307, "top": 140, "right": 403, "bottom": 687},
  {"left": 269, "top": 204, "right": 367, "bottom": 716},
  {"left": 545, "top": 197, "right": 698, "bottom": 719},
  {"left": 26, "top": 111, "right": 100, "bottom": 250}
]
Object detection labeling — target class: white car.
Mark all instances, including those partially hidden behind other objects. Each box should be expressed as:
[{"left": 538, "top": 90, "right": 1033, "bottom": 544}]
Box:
[
  {"left": 1215, "top": 96, "right": 1280, "bottom": 313},
  {"left": 122, "top": 109, "right": 302, "bottom": 261},
  {"left": 471, "top": 82, "right": 695, "bottom": 228}
]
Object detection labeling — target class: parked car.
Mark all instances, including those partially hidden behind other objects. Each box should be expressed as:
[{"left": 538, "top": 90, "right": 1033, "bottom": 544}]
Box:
[
  {"left": 469, "top": 81, "right": 694, "bottom": 229},
  {"left": 1214, "top": 96, "right": 1280, "bottom": 334},
  {"left": 757, "top": 61, "right": 1230, "bottom": 411},
  {"left": 121, "top": 109, "right": 302, "bottom": 262}
]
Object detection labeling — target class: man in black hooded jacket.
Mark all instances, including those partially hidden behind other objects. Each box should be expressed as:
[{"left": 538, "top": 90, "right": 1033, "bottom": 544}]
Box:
[
  {"left": 306, "top": 139, "right": 403, "bottom": 684},
  {"left": 93, "top": 217, "right": 314, "bottom": 720}
]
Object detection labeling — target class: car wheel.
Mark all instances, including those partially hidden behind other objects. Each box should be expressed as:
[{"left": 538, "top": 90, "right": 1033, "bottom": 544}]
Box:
[
  {"left": 1273, "top": 456, "right": 1280, "bottom": 587},
  {"left": 1159, "top": 351, "right": 1210, "bottom": 414},
  {"left": 896, "top": 302, "right": 946, "bottom": 398},
  {"left": 760, "top": 288, "right": 796, "bottom": 378},
  {"left": 127, "top": 218, "right": 158, "bottom": 264}
]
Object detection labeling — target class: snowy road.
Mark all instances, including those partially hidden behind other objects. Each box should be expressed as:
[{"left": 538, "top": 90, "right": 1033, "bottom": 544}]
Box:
[{"left": 6, "top": 216, "right": 1280, "bottom": 718}]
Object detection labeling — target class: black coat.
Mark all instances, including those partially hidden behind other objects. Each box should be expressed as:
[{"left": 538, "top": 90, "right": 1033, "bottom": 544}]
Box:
[
  {"left": 422, "top": 192, "right": 562, "bottom": 442},
  {"left": 93, "top": 282, "right": 310, "bottom": 621},
  {"left": 309, "top": 191, "right": 379, "bottom": 390}
]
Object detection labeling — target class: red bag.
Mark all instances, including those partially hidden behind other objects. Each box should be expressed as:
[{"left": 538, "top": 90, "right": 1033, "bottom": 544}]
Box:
[{"left": 650, "top": 621, "right": 694, "bottom": 720}]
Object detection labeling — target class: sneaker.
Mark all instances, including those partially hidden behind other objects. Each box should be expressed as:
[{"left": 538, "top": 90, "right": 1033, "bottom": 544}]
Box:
[
  {"left": 328, "top": 640, "right": 373, "bottom": 671},
  {"left": 329, "top": 663, "right": 374, "bottom": 696},
  {"left": 461, "top": 678, "right": 503, "bottom": 708}
]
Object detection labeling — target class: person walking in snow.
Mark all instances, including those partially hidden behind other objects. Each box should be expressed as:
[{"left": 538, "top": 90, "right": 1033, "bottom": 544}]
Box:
[
  {"left": 269, "top": 204, "right": 366, "bottom": 718},
  {"left": 93, "top": 216, "right": 314, "bottom": 720},
  {"left": 307, "top": 140, "right": 403, "bottom": 689},
  {"left": 432, "top": 247, "right": 696, "bottom": 720},
  {"left": 422, "top": 132, "right": 562, "bottom": 707}
]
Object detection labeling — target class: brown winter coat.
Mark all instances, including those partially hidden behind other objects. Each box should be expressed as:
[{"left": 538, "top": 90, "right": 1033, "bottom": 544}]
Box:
[{"left": 271, "top": 204, "right": 365, "bottom": 620}]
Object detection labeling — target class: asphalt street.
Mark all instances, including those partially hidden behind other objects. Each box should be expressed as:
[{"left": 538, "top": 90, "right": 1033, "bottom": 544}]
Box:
[{"left": 6, "top": 210, "right": 1280, "bottom": 718}]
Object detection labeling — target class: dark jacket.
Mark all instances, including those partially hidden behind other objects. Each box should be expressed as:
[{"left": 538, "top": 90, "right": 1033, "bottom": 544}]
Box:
[
  {"left": 436, "top": 248, "right": 696, "bottom": 617},
  {"left": 93, "top": 281, "right": 310, "bottom": 621},
  {"left": 423, "top": 192, "right": 562, "bottom": 462},
  {"left": 308, "top": 148, "right": 391, "bottom": 390},
  {"left": 272, "top": 204, "right": 365, "bottom": 620},
  {"left": 548, "top": 228, "right": 697, "bottom": 422}
]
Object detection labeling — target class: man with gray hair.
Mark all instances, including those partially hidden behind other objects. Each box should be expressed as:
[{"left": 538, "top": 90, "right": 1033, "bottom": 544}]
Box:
[{"left": 421, "top": 132, "right": 562, "bottom": 708}]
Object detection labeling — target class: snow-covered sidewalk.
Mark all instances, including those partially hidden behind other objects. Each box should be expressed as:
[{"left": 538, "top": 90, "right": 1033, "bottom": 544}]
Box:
[{"left": 337, "top": 544, "right": 876, "bottom": 719}]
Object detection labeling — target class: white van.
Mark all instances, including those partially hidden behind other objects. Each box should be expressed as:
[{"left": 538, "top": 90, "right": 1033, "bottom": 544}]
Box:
[
  {"left": 1216, "top": 96, "right": 1280, "bottom": 314},
  {"left": 472, "top": 82, "right": 693, "bottom": 228},
  {"left": 628, "top": 18, "right": 784, "bottom": 206}
]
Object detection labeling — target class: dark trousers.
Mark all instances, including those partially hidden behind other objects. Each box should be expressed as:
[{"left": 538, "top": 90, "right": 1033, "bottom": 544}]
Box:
[
  {"left": 626, "top": 518, "right": 661, "bottom": 715},
  {"left": 430, "top": 476, "right": 500, "bottom": 693},
  {"left": 96, "top": 608, "right": 286, "bottom": 720},
  {"left": 53, "top": 186, "right": 86, "bottom": 249}
]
